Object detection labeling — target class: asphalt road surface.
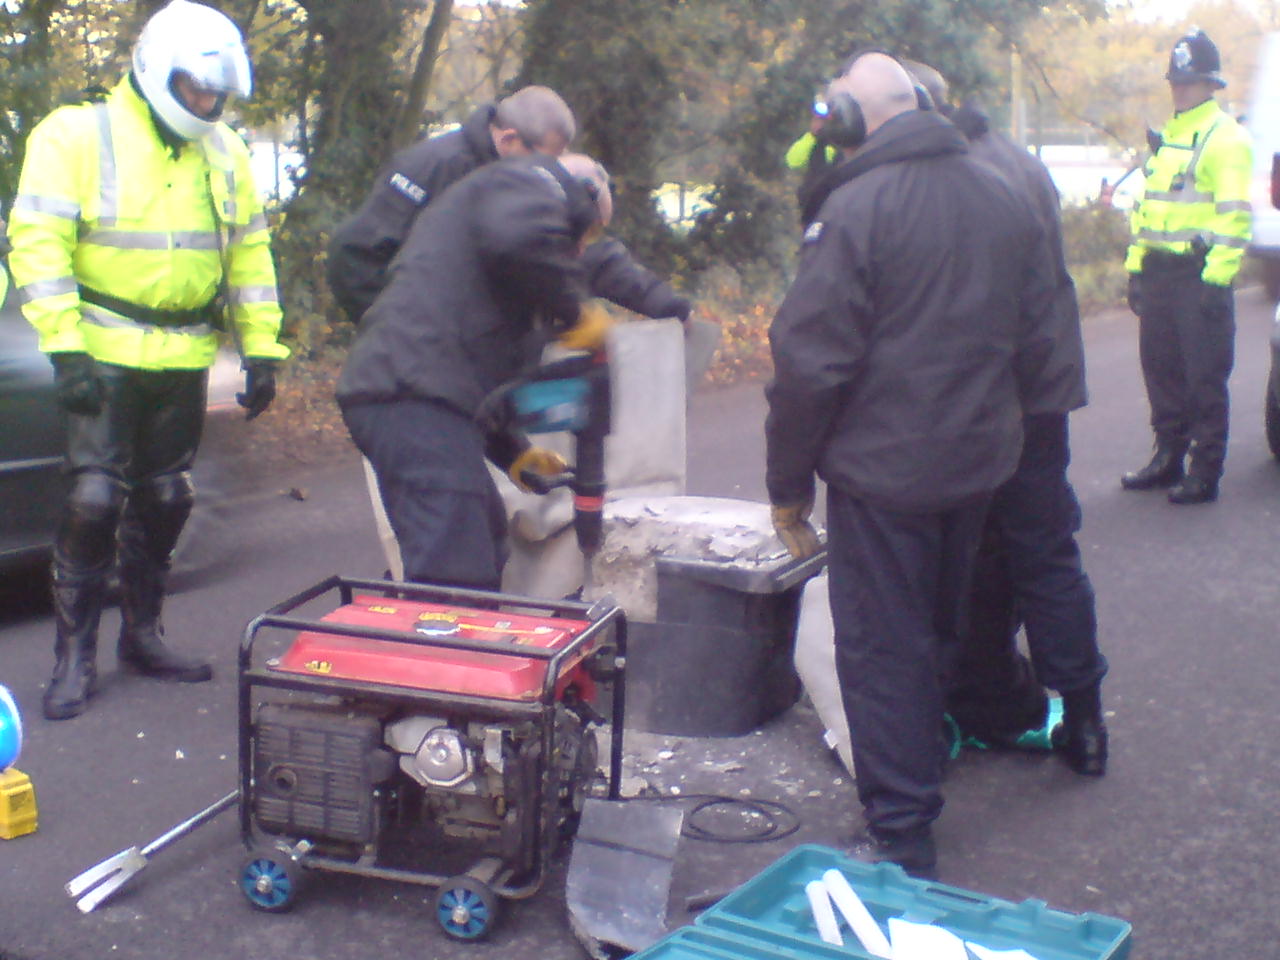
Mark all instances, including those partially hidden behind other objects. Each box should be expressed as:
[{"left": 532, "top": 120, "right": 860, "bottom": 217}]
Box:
[{"left": 3, "top": 288, "right": 1280, "bottom": 959}]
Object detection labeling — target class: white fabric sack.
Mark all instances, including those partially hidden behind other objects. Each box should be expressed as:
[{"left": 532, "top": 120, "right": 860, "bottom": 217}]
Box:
[{"left": 794, "top": 572, "right": 855, "bottom": 776}]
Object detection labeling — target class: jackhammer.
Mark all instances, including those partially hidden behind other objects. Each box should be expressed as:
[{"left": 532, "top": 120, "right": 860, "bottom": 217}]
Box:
[{"left": 507, "top": 347, "right": 612, "bottom": 588}]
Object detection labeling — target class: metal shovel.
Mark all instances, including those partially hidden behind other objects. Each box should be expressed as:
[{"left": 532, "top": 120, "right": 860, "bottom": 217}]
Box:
[{"left": 65, "top": 790, "right": 238, "bottom": 913}]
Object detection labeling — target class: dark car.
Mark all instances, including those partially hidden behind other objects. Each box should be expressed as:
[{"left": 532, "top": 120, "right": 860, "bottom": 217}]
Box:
[{"left": 0, "top": 275, "right": 240, "bottom": 583}]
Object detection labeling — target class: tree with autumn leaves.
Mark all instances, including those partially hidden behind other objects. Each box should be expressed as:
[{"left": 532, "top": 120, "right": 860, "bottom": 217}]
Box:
[{"left": 2, "top": 0, "right": 1275, "bottom": 355}]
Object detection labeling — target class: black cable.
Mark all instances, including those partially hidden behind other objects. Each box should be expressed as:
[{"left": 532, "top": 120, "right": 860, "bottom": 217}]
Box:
[{"left": 622, "top": 792, "right": 802, "bottom": 844}]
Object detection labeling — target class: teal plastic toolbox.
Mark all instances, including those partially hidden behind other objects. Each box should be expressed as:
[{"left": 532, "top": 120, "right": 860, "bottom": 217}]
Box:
[
  {"left": 631, "top": 925, "right": 872, "bottom": 959},
  {"left": 692, "top": 844, "right": 1131, "bottom": 960}
]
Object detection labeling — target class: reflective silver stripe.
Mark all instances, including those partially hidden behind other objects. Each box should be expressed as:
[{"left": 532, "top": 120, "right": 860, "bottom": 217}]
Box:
[
  {"left": 206, "top": 129, "right": 239, "bottom": 224},
  {"left": 1217, "top": 200, "right": 1252, "bottom": 214},
  {"left": 1137, "top": 227, "right": 1205, "bottom": 245},
  {"left": 94, "top": 103, "right": 119, "bottom": 226},
  {"left": 1145, "top": 189, "right": 1214, "bottom": 204},
  {"left": 241, "top": 212, "right": 268, "bottom": 235},
  {"left": 224, "top": 168, "right": 238, "bottom": 224},
  {"left": 1179, "top": 120, "right": 1219, "bottom": 200},
  {"left": 12, "top": 194, "right": 81, "bottom": 220},
  {"left": 20, "top": 276, "right": 78, "bottom": 300},
  {"left": 80, "top": 303, "right": 213, "bottom": 336},
  {"left": 81, "top": 229, "right": 220, "bottom": 250},
  {"left": 1209, "top": 233, "right": 1249, "bottom": 249},
  {"left": 174, "top": 231, "right": 219, "bottom": 250},
  {"left": 233, "top": 285, "right": 279, "bottom": 304},
  {"left": 1138, "top": 227, "right": 1250, "bottom": 249}
]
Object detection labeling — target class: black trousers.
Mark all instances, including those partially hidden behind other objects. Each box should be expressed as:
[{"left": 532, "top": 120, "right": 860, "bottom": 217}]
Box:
[
  {"left": 1138, "top": 256, "right": 1235, "bottom": 479},
  {"left": 342, "top": 399, "right": 508, "bottom": 590},
  {"left": 948, "top": 413, "right": 1108, "bottom": 741},
  {"left": 827, "top": 484, "right": 989, "bottom": 840},
  {"left": 59, "top": 364, "right": 206, "bottom": 576}
]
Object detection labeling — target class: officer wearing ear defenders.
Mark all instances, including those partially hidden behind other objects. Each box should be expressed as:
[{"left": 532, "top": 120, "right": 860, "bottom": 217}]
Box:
[
  {"left": 766, "top": 52, "right": 1062, "bottom": 879},
  {"left": 1120, "top": 29, "right": 1252, "bottom": 505},
  {"left": 337, "top": 153, "right": 606, "bottom": 590},
  {"left": 795, "top": 49, "right": 935, "bottom": 228}
]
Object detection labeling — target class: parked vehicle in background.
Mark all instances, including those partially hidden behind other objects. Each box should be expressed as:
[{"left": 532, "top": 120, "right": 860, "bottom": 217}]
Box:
[
  {"left": 0, "top": 279, "right": 241, "bottom": 584},
  {"left": 1248, "top": 32, "right": 1280, "bottom": 303},
  {"left": 1247, "top": 33, "right": 1280, "bottom": 459}
]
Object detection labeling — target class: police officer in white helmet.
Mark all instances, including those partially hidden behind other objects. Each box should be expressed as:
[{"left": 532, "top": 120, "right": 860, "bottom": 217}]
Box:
[{"left": 7, "top": 0, "right": 289, "bottom": 720}]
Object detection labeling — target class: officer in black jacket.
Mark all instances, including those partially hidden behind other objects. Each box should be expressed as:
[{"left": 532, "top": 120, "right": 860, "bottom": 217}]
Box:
[
  {"left": 328, "top": 86, "right": 576, "bottom": 323},
  {"left": 328, "top": 87, "right": 689, "bottom": 326},
  {"left": 337, "top": 153, "right": 605, "bottom": 590},
  {"left": 765, "top": 53, "right": 1061, "bottom": 879},
  {"left": 941, "top": 98, "right": 1109, "bottom": 777}
]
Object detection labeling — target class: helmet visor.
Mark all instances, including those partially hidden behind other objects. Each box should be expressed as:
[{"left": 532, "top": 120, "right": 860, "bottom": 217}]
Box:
[{"left": 172, "top": 42, "right": 252, "bottom": 99}]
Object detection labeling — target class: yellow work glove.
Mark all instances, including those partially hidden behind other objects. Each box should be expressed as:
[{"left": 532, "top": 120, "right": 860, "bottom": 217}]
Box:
[
  {"left": 558, "top": 300, "right": 615, "bottom": 352},
  {"left": 771, "top": 500, "right": 822, "bottom": 561},
  {"left": 509, "top": 446, "right": 568, "bottom": 492}
]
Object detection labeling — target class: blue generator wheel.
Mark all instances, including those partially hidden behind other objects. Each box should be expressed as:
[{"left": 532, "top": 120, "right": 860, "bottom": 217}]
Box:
[
  {"left": 240, "top": 849, "right": 301, "bottom": 913},
  {"left": 434, "top": 875, "right": 500, "bottom": 940}
]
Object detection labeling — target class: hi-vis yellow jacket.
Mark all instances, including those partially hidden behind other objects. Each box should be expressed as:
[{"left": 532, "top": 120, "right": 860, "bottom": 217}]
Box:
[
  {"left": 1125, "top": 98, "right": 1253, "bottom": 287},
  {"left": 7, "top": 77, "right": 289, "bottom": 369}
]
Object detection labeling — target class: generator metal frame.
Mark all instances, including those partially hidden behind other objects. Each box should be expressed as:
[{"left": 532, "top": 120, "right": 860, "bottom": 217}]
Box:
[{"left": 237, "top": 574, "right": 626, "bottom": 904}]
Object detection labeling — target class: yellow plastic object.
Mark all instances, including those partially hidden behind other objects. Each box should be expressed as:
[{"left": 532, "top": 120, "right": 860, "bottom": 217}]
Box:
[{"left": 0, "top": 767, "right": 38, "bottom": 839}]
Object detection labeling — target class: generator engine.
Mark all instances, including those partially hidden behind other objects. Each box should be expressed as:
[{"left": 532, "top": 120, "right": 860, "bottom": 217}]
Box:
[
  {"left": 252, "top": 700, "right": 598, "bottom": 870},
  {"left": 239, "top": 580, "right": 623, "bottom": 933}
]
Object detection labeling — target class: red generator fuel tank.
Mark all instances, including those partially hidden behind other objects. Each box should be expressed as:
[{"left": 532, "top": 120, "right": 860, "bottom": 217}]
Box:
[{"left": 269, "top": 595, "right": 597, "bottom": 702}]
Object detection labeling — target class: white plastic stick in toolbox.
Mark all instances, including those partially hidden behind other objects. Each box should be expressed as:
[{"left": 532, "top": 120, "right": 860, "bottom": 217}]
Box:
[
  {"left": 805, "top": 880, "right": 844, "bottom": 946},
  {"left": 823, "top": 868, "right": 893, "bottom": 959}
]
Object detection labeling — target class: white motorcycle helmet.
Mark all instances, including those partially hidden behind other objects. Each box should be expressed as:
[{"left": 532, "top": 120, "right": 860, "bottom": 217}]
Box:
[{"left": 132, "top": 0, "right": 253, "bottom": 141}]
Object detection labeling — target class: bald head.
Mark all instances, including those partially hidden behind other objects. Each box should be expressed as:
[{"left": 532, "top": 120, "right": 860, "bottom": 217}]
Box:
[
  {"left": 492, "top": 85, "right": 576, "bottom": 158},
  {"left": 558, "top": 152, "right": 613, "bottom": 228},
  {"left": 831, "top": 53, "right": 919, "bottom": 139},
  {"left": 900, "top": 59, "right": 948, "bottom": 111}
]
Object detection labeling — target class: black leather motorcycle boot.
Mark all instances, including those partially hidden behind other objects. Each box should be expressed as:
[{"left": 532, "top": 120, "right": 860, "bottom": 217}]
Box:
[
  {"left": 1120, "top": 442, "right": 1188, "bottom": 490},
  {"left": 116, "top": 494, "right": 212, "bottom": 683},
  {"left": 1167, "top": 474, "right": 1219, "bottom": 505},
  {"left": 1052, "top": 684, "right": 1108, "bottom": 776},
  {"left": 43, "top": 564, "right": 104, "bottom": 720}
]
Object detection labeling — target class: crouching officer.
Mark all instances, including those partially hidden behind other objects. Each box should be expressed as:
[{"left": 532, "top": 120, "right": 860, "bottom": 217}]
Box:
[
  {"left": 7, "top": 0, "right": 289, "bottom": 720},
  {"left": 328, "top": 88, "right": 690, "bottom": 328},
  {"left": 337, "top": 154, "right": 608, "bottom": 589},
  {"left": 1121, "top": 29, "right": 1252, "bottom": 504}
]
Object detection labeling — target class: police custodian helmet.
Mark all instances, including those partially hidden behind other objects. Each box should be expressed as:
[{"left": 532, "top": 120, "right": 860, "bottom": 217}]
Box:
[{"left": 1166, "top": 29, "right": 1227, "bottom": 89}]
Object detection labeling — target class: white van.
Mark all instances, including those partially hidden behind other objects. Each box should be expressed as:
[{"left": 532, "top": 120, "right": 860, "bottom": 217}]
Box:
[{"left": 1248, "top": 32, "right": 1280, "bottom": 301}]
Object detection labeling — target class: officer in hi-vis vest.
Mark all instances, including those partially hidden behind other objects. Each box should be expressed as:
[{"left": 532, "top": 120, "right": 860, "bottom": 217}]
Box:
[
  {"left": 1121, "top": 29, "right": 1252, "bottom": 505},
  {"left": 7, "top": 0, "right": 289, "bottom": 720}
]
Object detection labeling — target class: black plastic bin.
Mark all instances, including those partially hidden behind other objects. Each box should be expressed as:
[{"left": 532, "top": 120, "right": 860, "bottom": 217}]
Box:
[{"left": 624, "top": 551, "right": 826, "bottom": 737}]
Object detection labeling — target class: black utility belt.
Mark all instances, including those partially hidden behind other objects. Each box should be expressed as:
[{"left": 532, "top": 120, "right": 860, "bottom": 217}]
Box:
[
  {"left": 1142, "top": 249, "right": 1205, "bottom": 273},
  {"left": 78, "top": 285, "right": 223, "bottom": 329}
]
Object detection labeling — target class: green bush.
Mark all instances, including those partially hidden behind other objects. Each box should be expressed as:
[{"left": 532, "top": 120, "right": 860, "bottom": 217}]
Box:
[{"left": 1061, "top": 202, "right": 1130, "bottom": 314}]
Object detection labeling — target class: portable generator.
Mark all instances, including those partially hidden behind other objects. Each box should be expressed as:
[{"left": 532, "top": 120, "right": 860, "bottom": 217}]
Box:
[{"left": 235, "top": 575, "right": 625, "bottom": 940}]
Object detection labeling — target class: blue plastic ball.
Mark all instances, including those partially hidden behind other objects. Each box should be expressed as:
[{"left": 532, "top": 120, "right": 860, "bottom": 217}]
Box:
[{"left": 0, "top": 685, "right": 23, "bottom": 770}]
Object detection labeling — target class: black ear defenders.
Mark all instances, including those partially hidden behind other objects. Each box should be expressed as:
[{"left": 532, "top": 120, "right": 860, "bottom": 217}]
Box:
[
  {"left": 820, "top": 69, "right": 934, "bottom": 150},
  {"left": 822, "top": 91, "right": 867, "bottom": 148}
]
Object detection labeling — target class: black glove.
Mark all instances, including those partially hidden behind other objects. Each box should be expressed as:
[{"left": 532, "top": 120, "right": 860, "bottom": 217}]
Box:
[
  {"left": 50, "top": 352, "right": 103, "bottom": 415},
  {"left": 237, "top": 360, "right": 277, "bottom": 421},
  {"left": 1126, "top": 273, "right": 1143, "bottom": 316},
  {"left": 669, "top": 295, "right": 692, "bottom": 323},
  {"left": 1201, "top": 281, "right": 1233, "bottom": 320}
]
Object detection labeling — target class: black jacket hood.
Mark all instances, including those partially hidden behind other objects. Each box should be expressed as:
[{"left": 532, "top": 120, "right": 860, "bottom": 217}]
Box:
[{"left": 800, "top": 110, "right": 968, "bottom": 226}]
